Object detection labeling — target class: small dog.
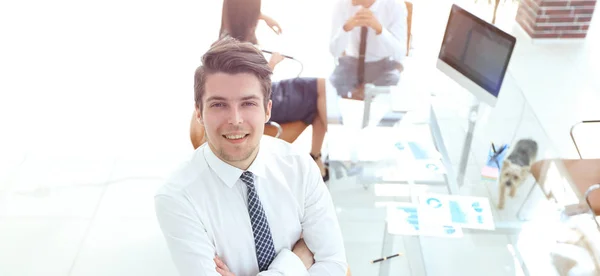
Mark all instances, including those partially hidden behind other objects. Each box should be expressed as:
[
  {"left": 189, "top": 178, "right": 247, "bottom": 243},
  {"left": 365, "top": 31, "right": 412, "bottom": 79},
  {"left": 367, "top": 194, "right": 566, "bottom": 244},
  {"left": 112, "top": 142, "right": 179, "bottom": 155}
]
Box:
[{"left": 498, "top": 139, "right": 538, "bottom": 210}]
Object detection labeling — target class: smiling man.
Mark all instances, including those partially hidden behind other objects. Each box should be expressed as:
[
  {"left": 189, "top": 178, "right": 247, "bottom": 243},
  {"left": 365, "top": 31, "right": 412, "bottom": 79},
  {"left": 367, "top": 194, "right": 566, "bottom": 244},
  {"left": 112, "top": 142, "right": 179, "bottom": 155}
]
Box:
[{"left": 154, "top": 37, "right": 347, "bottom": 276}]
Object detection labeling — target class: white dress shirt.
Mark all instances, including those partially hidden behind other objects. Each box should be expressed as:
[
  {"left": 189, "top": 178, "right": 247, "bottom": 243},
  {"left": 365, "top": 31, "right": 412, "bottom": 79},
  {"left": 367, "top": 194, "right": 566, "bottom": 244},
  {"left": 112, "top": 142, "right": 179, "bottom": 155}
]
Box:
[
  {"left": 329, "top": 0, "right": 408, "bottom": 63},
  {"left": 155, "top": 136, "right": 347, "bottom": 276}
]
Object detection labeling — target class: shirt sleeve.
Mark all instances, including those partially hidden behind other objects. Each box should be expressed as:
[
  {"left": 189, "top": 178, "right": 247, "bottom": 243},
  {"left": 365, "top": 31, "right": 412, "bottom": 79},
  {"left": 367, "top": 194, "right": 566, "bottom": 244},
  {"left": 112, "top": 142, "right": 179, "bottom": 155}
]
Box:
[
  {"left": 376, "top": 0, "right": 408, "bottom": 63},
  {"left": 155, "top": 192, "right": 221, "bottom": 276},
  {"left": 329, "top": 0, "right": 351, "bottom": 58},
  {"left": 301, "top": 157, "right": 348, "bottom": 275}
]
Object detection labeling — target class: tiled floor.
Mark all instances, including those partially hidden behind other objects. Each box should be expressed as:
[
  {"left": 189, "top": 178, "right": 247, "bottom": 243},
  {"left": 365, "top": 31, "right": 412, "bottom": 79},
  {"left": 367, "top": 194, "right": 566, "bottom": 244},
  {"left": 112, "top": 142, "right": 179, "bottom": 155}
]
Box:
[{"left": 1, "top": 0, "right": 598, "bottom": 275}]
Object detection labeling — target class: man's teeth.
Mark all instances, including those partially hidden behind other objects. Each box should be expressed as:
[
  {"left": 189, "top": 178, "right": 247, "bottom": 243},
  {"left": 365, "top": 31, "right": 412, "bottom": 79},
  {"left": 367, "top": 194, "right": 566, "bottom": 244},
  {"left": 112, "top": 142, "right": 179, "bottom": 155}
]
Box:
[{"left": 225, "top": 134, "right": 246, "bottom": 139}]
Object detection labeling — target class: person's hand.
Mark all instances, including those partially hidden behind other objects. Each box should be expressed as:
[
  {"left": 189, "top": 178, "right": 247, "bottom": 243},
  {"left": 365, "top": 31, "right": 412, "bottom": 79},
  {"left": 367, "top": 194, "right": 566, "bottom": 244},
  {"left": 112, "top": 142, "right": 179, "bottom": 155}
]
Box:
[
  {"left": 214, "top": 256, "right": 235, "bottom": 276},
  {"left": 268, "top": 52, "right": 285, "bottom": 70},
  {"left": 343, "top": 8, "right": 383, "bottom": 34},
  {"left": 292, "top": 238, "right": 315, "bottom": 270},
  {"left": 261, "top": 14, "right": 282, "bottom": 34}
]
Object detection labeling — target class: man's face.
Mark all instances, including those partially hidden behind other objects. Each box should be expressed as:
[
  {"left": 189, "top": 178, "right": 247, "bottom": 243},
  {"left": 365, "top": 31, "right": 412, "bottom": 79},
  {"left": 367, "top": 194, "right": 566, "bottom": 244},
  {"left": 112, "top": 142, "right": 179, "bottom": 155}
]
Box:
[{"left": 197, "top": 72, "right": 271, "bottom": 169}]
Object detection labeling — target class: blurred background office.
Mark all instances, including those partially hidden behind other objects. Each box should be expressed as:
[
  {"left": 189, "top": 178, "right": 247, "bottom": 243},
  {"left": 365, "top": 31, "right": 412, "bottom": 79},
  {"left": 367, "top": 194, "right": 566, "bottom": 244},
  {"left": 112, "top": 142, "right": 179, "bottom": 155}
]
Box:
[{"left": 1, "top": 0, "right": 599, "bottom": 275}]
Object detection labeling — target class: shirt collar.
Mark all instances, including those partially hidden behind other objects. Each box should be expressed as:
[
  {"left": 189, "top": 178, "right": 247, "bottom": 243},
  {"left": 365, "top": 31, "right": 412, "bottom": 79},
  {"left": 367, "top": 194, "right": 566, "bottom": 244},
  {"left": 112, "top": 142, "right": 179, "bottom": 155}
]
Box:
[
  {"left": 349, "top": 0, "right": 381, "bottom": 14},
  {"left": 203, "top": 142, "right": 268, "bottom": 188},
  {"left": 367, "top": 0, "right": 381, "bottom": 11}
]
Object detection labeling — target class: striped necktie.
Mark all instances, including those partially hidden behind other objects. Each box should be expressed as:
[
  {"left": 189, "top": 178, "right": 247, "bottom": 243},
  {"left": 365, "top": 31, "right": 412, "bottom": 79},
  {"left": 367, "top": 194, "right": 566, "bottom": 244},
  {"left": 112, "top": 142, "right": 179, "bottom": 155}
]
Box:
[
  {"left": 240, "top": 171, "right": 276, "bottom": 271},
  {"left": 357, "top": 26, "right": 368, "bottom": 85}
]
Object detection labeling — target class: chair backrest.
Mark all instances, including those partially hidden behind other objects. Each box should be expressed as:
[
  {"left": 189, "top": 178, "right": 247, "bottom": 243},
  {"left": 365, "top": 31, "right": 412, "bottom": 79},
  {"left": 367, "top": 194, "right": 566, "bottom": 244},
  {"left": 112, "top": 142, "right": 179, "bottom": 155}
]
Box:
[
  {"left": 264, "top": 121, "right": 308, "bottom": 143},
  {"left": 265, "top": 121, "right": 282, "bottom": 138},
  {"left": 531, "top": 159, "right": 600, "bottom": 215},
  {"left": 571, "top": 120, "right": 600, "bottom": 159}
]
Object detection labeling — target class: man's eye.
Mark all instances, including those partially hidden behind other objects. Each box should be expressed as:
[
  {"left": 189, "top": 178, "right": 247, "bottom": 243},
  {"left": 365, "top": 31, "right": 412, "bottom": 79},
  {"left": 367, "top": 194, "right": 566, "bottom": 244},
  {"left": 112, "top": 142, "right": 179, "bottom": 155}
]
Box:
[
  {"left": 211, "top": 103, "right": 225, "bottom": 108},
  {"left": 243, "top": 102, "right": 257, "bottom": 106}
]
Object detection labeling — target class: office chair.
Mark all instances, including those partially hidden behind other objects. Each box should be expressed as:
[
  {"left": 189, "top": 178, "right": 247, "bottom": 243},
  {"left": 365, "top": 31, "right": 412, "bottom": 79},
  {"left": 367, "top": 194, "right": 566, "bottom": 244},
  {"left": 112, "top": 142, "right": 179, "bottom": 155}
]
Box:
[{"left": 517, "top": 120, "right": 600, "bottom": 230}]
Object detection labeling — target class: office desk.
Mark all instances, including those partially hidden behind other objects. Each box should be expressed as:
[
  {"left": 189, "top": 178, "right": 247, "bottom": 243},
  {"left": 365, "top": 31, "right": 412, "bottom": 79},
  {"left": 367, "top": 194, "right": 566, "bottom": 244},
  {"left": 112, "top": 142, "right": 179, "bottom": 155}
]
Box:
[{"left": 325, "top": 57, "right": 571, "bottom": 275}]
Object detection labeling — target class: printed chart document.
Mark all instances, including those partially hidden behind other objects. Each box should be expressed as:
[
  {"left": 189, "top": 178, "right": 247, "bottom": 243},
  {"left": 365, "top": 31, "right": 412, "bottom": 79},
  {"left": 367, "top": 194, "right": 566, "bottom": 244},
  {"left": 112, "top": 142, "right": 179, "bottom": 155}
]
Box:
[
  {"left": 419, "top": 194, "right": 496, "bottom": 230},
  {"left": 387, "top": 203, "right": 464, "bottom": 238},
  {"left": 387, "top": 195, "right": 495, "bottom": 238}
]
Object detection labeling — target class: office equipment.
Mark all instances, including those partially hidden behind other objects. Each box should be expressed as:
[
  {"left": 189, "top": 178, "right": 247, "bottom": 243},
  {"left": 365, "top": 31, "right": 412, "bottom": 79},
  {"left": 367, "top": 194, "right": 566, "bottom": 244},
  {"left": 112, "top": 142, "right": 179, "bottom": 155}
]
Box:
[
  {"left": 436, "top": 4, "right": 516, "bottom": 107},
  {"left": 261, "top": 49, "right": 294, "bottom": 60}
]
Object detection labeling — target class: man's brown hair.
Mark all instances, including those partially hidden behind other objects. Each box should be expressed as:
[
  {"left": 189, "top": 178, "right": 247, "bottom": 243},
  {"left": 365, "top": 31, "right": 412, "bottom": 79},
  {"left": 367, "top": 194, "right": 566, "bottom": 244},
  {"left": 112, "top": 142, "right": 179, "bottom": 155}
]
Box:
[{"left": 194, "top": 37, "right": 272, "bottom": 112}]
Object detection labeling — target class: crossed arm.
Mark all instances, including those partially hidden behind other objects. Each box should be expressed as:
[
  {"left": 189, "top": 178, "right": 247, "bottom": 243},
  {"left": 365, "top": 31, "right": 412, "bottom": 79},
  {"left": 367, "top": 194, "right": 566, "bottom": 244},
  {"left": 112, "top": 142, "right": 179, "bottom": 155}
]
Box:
[
  {"left": 213, "top": 239, "right": 315, "bottom": 276},
  {"left": 155, "top": 162, "right": 347, "bottom": 275}
]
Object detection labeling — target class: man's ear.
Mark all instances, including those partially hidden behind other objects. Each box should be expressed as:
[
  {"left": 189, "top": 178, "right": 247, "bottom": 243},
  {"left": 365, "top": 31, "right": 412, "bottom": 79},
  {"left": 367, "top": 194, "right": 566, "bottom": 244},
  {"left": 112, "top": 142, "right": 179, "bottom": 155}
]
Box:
[{"left": 265, "top": 100, "right": 272, "bottom": 123}]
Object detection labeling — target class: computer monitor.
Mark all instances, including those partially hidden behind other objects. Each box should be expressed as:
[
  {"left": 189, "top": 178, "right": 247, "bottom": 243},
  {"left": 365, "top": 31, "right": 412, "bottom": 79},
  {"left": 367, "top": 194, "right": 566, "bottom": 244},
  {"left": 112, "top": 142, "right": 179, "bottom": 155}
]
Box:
[{"left": 436, "top": 4, "right": 516, "bottom": 107}]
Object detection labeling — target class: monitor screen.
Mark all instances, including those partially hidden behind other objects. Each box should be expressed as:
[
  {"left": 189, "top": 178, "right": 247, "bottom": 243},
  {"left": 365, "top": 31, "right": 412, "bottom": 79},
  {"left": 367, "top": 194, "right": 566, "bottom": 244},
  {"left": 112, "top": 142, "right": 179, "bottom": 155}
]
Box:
[{"left": 438, "top": 5, "right": 516, "bottom": 98}]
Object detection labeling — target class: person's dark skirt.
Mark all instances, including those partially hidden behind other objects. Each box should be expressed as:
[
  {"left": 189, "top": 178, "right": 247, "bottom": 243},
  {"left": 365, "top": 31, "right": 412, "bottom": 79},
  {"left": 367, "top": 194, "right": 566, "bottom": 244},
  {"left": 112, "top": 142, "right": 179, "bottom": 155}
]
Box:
[{"left": 269, "top": 77, "right": 318, "bottom": 125}]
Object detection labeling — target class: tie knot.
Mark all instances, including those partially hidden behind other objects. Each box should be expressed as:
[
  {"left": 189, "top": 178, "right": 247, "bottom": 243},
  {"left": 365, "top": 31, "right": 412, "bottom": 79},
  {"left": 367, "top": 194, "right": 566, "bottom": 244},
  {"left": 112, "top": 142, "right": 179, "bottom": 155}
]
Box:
[{"left": 240, "top": 171, "right": 255, "bottom": 187}]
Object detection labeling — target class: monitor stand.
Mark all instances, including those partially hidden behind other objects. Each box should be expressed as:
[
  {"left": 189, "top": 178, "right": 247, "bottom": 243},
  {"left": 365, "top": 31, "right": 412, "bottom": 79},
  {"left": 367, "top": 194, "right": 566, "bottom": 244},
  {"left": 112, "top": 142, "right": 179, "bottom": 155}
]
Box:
[{"left": 457, "top": 100, "right": 482, "bottom": 186}]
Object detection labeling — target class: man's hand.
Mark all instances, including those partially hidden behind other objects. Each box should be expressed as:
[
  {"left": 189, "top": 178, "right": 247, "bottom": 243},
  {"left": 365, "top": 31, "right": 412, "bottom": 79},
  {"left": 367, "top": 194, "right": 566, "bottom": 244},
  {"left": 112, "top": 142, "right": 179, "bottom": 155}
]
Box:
[
  {"left": 292, "top": 238, "right": 315, "bottom": 270},
  {"left": 214, "top": 256, "right": 235, "bottom": 276},
  {"left": 267, "top": 52, "right": 284, "bottom": 70},
  {"left": 343, "top": 8, "right": 383, "bottom": 34}
]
